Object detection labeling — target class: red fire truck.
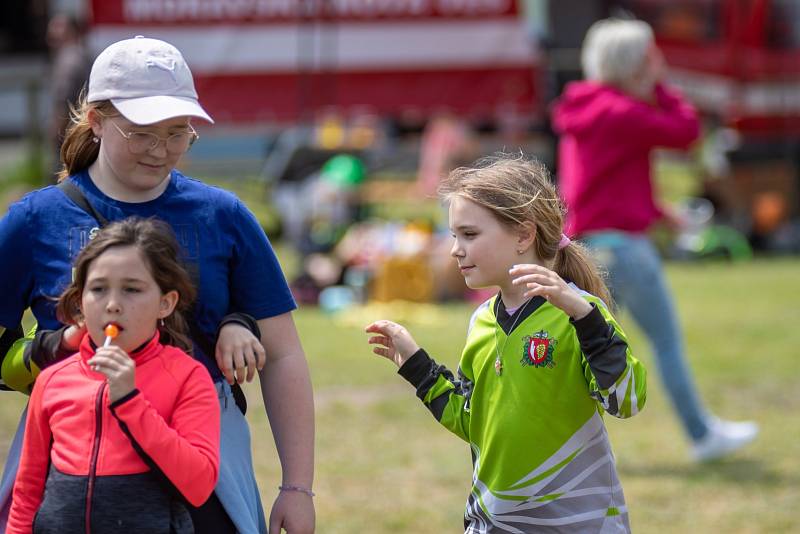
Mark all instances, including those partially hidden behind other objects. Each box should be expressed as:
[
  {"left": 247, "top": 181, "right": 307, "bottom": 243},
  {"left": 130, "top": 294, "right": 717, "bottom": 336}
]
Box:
[
  {"left": 89, "top": 0, "right": 540, "bottom": 125},
  {"left": 620, "top": 0, "right": 800, "bottom": 241},
  {"left": 86, "top": 0, "right": 800, "bottom": 242},
  {"left": 87, "top": 1, "right": 800, "bottom": 123}
]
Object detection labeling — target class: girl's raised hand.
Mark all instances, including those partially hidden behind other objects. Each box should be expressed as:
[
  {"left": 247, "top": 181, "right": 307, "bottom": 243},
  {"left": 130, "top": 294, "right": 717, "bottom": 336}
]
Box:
[
  {"left": 509, "top": 264, "right": 592, "bottom": 320},
  {"left": 365, "top": 320, "right": 420, "bottom": 368},
  {"left": 88, "top": 346, "right": 136, "bottom": 402}
]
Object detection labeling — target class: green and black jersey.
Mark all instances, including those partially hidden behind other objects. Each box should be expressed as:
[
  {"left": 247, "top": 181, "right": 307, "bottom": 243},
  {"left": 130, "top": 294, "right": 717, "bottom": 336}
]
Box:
[{"left": 399, "top": 288, "right": 646, "bottom": 533}]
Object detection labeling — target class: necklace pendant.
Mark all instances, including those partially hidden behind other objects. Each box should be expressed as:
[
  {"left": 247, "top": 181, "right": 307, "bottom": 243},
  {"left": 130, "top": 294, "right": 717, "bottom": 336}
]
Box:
[{"left": 495, "top": 355, "right": 503, "bottom": 376}]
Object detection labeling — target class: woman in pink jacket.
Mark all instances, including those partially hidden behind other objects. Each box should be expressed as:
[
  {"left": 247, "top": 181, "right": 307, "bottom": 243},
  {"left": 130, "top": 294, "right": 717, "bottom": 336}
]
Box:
[
  {"left": 8, "top": 218, "right": 219, "bottom": 533},
  {"left": 552, "top": 18, "right": 758, "bottom": 462}
]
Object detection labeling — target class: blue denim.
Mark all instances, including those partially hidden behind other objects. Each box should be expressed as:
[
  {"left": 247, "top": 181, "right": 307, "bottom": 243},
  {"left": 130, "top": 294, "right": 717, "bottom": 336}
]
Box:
[
  {"left": 583, "top": 232, "right": 710, "bottom": 441},
  {"left": 214, "top": 380, "right": 268, "bottom": 534}
]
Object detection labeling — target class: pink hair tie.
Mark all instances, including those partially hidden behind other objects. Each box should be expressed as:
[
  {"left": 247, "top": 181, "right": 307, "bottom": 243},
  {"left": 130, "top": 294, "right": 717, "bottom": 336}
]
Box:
[{"left": 558, "top": 234, "right": 571, "bottom": 250}]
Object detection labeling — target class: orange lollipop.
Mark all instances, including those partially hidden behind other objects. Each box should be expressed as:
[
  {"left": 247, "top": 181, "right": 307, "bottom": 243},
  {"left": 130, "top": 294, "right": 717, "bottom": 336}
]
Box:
[{"left": 103, "top": 324, "right": 119, "bottom": 347}]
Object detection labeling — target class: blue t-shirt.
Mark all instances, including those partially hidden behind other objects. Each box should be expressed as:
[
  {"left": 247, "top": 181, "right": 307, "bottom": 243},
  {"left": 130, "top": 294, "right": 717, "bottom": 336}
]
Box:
[{"left": 0, "top": 169, "right": 296, "bottom": 381}]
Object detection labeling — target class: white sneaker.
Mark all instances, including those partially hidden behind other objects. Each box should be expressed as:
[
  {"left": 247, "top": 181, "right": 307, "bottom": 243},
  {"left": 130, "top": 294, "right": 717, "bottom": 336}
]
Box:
[{"left": 691, "top": 418, "right": 759, "bottom": 462}]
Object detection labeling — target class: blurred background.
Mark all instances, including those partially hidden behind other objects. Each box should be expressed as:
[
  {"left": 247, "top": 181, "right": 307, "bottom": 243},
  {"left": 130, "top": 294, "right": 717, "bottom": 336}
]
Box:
[
  {"left": 4, "top": 1, "right": 800, "bottom": 265},
  {"left": 0, "top": 1, "right": 798, "bottom": 532}
]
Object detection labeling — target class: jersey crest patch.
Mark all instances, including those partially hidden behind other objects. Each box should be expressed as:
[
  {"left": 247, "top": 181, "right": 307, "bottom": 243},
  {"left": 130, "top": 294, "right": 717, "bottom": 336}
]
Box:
[{"left": 521, "top": 331, "right": 557, "bottom": 369}]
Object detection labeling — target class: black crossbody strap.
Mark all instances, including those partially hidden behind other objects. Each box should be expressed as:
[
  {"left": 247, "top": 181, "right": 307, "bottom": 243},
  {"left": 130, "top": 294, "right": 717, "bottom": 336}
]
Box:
[{"left": 57, "top": 180, "right": 109, "bottom": 227}]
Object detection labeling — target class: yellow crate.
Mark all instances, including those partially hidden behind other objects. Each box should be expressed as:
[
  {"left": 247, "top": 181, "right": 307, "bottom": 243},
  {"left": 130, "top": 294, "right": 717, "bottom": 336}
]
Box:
[{"left": 370, "top": 255, "right": 434, "bottom": 303}]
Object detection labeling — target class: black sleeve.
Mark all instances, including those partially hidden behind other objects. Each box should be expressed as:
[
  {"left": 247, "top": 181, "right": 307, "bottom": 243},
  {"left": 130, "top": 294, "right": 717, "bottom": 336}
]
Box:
[
  {"left": 398, "top": 349, "right": 474, "bottom": 421},
  {"left": 571, "top": 304, "right": 629, "bottom": 389},
  {"left": 28, "top": 326, "right": 75, "bottom": 370},
  {"left": 215, "top": 312, "right": 261, "bottom": 341}
]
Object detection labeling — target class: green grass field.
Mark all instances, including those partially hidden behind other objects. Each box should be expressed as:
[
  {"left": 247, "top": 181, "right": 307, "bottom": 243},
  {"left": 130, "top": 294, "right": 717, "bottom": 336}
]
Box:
[
  {"left": 0, "top": 164, "right": 797, "bottom": 532},
  {"left": 0, "top": 258, "right": 798, "bottom": 532}
]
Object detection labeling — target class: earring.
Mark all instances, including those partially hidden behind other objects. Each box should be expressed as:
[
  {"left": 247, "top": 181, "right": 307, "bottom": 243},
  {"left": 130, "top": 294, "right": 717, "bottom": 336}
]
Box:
[
  {"left": 159, "top": 318, "right": 165, "bottom": 327},
  {"left": 517, "top": 249, "right": 524, "bottom": 255},
  {"left": 92, "top": 136, "right": 99, "bottom": 144}
]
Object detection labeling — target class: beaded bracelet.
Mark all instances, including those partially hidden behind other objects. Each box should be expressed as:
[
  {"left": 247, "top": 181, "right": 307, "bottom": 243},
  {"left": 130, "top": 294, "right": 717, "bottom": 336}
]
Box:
[{"left": 278, "top": 484, "right": 315, "bottom": 497}]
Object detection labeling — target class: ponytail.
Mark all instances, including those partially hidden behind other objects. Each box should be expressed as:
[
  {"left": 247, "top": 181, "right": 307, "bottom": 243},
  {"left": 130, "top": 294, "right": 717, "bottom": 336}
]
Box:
[
  {"left": 554, "top": 241, "right": 612, "bottom": 308},
  {"left": 56, "top": 96, "right": 118, "bottom": 182}
]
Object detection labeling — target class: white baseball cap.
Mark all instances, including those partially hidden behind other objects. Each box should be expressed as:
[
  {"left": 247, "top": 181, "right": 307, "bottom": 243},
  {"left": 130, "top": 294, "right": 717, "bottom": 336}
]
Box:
[{"left": 87, "top": 35, "right": 213, "bottom": 125}]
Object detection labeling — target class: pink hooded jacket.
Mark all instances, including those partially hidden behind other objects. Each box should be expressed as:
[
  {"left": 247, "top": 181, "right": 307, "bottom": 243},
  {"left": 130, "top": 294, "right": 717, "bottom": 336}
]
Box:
[{"left": 551, "top": 81, "right": 700, "bottom": 236}]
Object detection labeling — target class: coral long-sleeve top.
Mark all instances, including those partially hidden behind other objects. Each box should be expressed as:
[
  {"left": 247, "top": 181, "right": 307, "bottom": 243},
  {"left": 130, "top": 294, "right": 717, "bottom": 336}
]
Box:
[{"left": 8, "top": 333, "right": 220, "bottom": 534}]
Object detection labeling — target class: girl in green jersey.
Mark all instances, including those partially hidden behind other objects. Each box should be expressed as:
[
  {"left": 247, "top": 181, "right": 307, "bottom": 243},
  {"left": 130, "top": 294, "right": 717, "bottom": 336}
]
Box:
[{"left": 366, "top": 153, "right": 646, "bottom": 533}]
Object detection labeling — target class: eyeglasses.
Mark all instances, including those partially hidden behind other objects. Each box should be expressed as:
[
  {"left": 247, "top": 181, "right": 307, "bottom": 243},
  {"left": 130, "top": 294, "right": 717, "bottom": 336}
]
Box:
[{"left": 109, "top": 120, "right": 199, "bottom": 155}]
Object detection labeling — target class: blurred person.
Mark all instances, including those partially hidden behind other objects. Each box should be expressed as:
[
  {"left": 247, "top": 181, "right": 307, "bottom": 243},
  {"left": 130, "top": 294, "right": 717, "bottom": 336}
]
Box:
[
  {"left": 8, "top": 218, "right": 220, "bottom": 534},
  {"left": 416, "top": 111, "right": 478, "bottom": 197},
  {"left": 366, "top": 153, "right": 646, "bottom": 532},
  {"left": 551, "top": 18, "right": 758, "bottom": 462},
  {"left": 46, "top": 13, "right": 91, "bottom": 181},
  {"left": 266, "top": 112, "right": 366, "bottom": 258},
  {"left": 0, "top": 36, "right": 315, "bottom": 533},
  {"left": 307, "top": 154, "right": 365, "bottom": 250},
  {"left": 417, "top": 112, "right": 481, "bottom": 301}
]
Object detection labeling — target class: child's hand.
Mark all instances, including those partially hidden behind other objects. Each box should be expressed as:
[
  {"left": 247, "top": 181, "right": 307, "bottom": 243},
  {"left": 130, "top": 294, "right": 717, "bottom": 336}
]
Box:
[
  {"left": 216, "top": 323, "right": 266, "bottom": 385},
  {"left": 88, "top": 346, "right": 136, "bottom": 402},
  {"left": 365, "top": 320, "right": 420, "bottom": 368},
  {"left": 60, "top": 324, "right": 86, "bottom": 353},
  {"left": 510, "top": 264, "right": 592, "bottom": 320}
]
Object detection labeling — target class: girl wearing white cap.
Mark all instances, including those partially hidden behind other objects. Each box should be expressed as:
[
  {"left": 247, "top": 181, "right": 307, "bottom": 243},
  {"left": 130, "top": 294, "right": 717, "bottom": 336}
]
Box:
[{"left": 0, "top": 36, "right": 315, "bottom": 533}]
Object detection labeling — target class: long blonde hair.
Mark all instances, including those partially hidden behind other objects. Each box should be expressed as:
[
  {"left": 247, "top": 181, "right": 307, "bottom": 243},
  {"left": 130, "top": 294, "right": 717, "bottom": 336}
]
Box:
[
  {"left": 438, "top": 152, "right": 611, "bottom": 305},
  {"left": 56, "top": 93, "right": 119, "bottom": 182}
]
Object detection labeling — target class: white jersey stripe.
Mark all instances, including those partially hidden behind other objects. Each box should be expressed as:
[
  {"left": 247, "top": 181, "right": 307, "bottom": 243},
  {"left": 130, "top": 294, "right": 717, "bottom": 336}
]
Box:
[
  {"left": 464, "top": 413, "right": 628, "bottom": 531},
  {"left": 508, "top": 413, "right": 605, "bottom": 489},
  {"left": 494, "top": 507, "right": 619, "bottom": 527},
  {"left": 499, "top": 454, "right": 612, "bottom": 513},
  {"left": 628, "top": 370, "right": 638, "bottom": 416},
  {"left": 496, "top": 432, "right": 608, "bottom": 500},
  {"left": 612, "top": 366, "right": 632, "bottom": 415}
]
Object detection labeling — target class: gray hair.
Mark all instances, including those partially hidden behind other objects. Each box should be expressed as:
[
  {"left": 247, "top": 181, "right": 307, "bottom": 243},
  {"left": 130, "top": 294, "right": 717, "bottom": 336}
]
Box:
[{"left": 581, "top": 18, "right": 654, "bottom": 86}]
